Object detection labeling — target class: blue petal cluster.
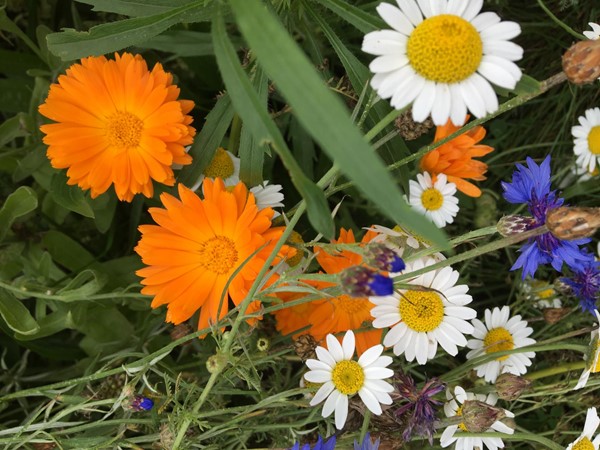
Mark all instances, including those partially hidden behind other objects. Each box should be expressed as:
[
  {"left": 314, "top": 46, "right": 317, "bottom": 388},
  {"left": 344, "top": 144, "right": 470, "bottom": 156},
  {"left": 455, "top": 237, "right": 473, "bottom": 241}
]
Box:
[
  {"left": 563, "top": 257, "right": 600, "bottom": 314},
  {"left": 290, "top": 436, "right": 336, "bottom": 450},
  {"left": 353, "top": 432, "right": 380, "bottom": 450},
  {"left": 501, "top": 156, "right": 593, "bottom": 279}
]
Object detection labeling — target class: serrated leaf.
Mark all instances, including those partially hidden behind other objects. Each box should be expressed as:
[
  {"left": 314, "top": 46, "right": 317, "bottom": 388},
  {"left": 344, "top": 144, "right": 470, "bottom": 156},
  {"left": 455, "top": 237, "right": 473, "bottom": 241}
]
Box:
[
  {"left": 0, "top": 186, "right": 38, "bottom": 244},
  {"left": 50, "top": 171, "right": 95, "bottom": 218},
  {"left": 0, "top": 288, "right": 39, "bottom": 335}
]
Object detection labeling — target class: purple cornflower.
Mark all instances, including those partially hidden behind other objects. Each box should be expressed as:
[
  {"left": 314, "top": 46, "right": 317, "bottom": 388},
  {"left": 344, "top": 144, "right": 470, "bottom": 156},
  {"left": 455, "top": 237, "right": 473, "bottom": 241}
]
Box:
[
  {"left": 501, "top": 156, "right": 593, "bottom": 279},
  {"left": 563, "top": 257, "right": 600, "bottom": 314},
  {"left": 290, "top": 435, "right": 336, "bottom": 450},
  {"left": 339, "top": 266, "right": 393, "bottom": 297},
  {"left": 364, "top": 243, "right": 406, "bottom": 273},
  {"left": 393, "top": 372, "right": 445, "bottom": 444},
  {"left": 353, "top": 432, "right": 380, "bottom": 450}
]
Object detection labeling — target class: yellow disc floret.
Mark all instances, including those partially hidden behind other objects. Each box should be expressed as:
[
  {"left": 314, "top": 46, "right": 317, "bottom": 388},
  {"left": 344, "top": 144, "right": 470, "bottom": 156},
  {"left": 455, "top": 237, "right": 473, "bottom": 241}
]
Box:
[
  {"left": 399, "top": 290, "right": 445, "bottom": 332},
  {"left": 198, "top": 236, "right": 238, "bottom": 274},
  {"left": 107, "top": 111, "right": 144, "bottom": 149},
  {"left": 587, "top": 126, "right": 600, "bottom": 155},
  {"left": 421, "top": 188, "right": 444, "bottom": 211},
  {"left": 407, "top": 14, "right": 483, "bottom": 84},
  {"left": 483, "top": 327, "right": 514, "bottom": 361},
  {"left": 204, "top": 148, "right": 235, "bottom": 179},
  {"left": 455, "top": 405, "right": 468, "bottom": 432},
  {"left": 572, "top": 437, "right": 595, "bottom": 450},
  {"left": 331, "top": 360, "right": 365, "bottom": 395}
]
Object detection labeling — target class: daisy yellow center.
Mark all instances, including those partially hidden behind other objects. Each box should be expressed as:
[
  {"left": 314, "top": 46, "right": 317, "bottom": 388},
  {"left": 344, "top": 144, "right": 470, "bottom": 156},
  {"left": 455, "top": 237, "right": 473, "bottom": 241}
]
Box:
[
  {"left": 572, "top": 437, "right": 594, "bottom": 450},
  {"left": 407, "top": 14, "right": 483, "bottom": 84},
  {"left": 588, "top": 337, "right": 600, "bottom": 373},
  {"left": 399, "top": 290, "right": 445, "bottom": 332},
  {"left": 331, "top": 360, "right": 365, "bottom": 395},
  {"left": 588, "top": 126, "right": 600, "bottom": 155},
  {"left": 421, "top": 188, "right": 444, "bottom": 211},
  {"left": 455, "top": 405, "right": 468, "bottom": 432},
  {"left": 537, "top": 287, "right": 555, "bottom": 299},
  {"left": 204, "top": 148, "right": 235, "bottom": 179},
  {"left": 198, "top": 236, "right": 238, "bottom": 275},
  {"left": 107, "top": 111, "right": 144, "bottom": 149},
  {"left": 483, "top": 327, "right": 514, "bottom": 361}
]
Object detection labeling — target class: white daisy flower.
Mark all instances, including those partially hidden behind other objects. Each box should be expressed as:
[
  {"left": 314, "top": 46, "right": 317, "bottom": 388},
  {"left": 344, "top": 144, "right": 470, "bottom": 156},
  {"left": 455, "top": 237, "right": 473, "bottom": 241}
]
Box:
[
  {"left": 441, "top": 386, "right": 515, "bottom": 450},
  {"left": 575, "top": 310, "right": 600, "bottom": 390},
  {"left": 566, "top": 407, "right": 600, "bottom": 450},
  {"left": 466, "top": 306, "right": 536, "bottom": 383},
  {"left": 409, "top": 172, "right": 459, "bottom": 228},
  {"left": 370, "top": 257, "right": 476, "bottom": 365},
  {"left": 304, "top": 330, "right": 394, "bottom": 430},
  {"left": 584, "top": 22, "right": 600, "bottom": 40},
  {"left": 362, "top": 0, "right": 523, "bottom": 126},
  {"left": 250, "top": 180, "right": 284, "bottom": 217},
  {"left": 191, "top": 147, "right": 240, "bottom": 191},
  {"left": 572, "top": 108, "right": 600, "bottom": 174}
]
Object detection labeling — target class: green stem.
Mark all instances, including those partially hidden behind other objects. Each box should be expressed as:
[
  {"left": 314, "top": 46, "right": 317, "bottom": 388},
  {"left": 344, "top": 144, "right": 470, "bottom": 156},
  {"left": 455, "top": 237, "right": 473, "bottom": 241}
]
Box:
[
  {"left": 525, "top": 361, "right": 586, "bottom": 381},
  {"left": 363, "top": 107, "right": 404, "bottom": 142},
  {"left": 536, "top": 0, "right": 586, "bottom": 40},
  {"left": 359, "top": 409, "right": 371, "bottom": 443}
]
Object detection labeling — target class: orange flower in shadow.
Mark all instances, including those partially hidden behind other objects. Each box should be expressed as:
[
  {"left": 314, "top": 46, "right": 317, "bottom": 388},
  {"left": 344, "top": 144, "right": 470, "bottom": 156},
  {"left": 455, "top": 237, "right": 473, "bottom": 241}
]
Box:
[
  {"left": 274, "top": 228, "right": 382, "bottom": 355},
  {"left": 420, "top": 117, "right": 493, "bottom": 197}
]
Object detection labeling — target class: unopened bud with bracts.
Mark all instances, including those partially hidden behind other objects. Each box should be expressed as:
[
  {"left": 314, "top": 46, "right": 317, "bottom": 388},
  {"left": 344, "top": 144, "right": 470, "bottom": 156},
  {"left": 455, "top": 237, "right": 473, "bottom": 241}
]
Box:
[
  {"left": 546, "top": 206, "right": 600, "bottom": 240},
  {"left": 495, "top": 373, "right": 532, "bottom": 401},
  {"left": 562, "top": 39, "right": 600, "bottom": 85},
  {"left": 128, "top": 395, "right": 154, "bottom": 412},
  {"left": 542, "top": 306, "right": 572, "bottom": 324},
  {"left": 497, "top": 215, "right": 536, "bottom": 237},
  {"left": 294, "top": 334, "right": 318, "bottom": 361},
  {"left": 461, "top": 400, "right": 506, "bottom": 432},
  {"left": 339, "top": 266, "right": 393, "bottom": 297},
  {"left": 394, "top": 111, "right": 434, "bottom": 140},
  {"left": 364, "top": 243, "right": 406, "bottom": 273}
]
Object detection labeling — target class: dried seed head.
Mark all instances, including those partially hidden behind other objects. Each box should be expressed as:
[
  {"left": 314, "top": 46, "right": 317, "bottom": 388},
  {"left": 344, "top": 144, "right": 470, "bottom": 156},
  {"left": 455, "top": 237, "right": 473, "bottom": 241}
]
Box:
[
  {"left": 461, "top": 400, "right": 505, "bottom": 432},
  {"left": 170, "top": 323, "right": 193, "bottom": 346},
  {"left": 546, "top": 206, "right": 600, "bottom": 240},
  {"left": 542, "top": 307, "right": 572, "bottom": 324},
  {"left": 497, "top": 215, "right": 536, "bottom": 237},
  {"left": 294, "top": 334, "right": 318, "bottom": 361},
  {"left": 562, "top": 39, "right": 600, "bottom": 84},
  {"left": 495, "top": 373, "right": 532, "bottom": 401},
  {"left": 394, "top": 110, "right": 434, "bottom": 140}
]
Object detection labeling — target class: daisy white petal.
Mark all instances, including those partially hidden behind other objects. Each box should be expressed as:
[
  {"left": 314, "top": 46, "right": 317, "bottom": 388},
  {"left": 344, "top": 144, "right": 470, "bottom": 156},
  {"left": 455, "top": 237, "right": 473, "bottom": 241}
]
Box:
[
  {"left": 408, "top": 172, "right": 460, "bottom": 228},
  {"left": 584, "top": 22, "right": 600, "bottom": 40},
  {"left": 572, "top": 108, "right": 600, "bottom": 174}
]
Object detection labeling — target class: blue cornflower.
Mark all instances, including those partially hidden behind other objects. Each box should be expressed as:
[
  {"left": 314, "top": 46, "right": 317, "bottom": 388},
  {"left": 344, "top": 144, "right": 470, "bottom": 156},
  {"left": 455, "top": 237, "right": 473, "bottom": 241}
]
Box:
[
  {"left": 339, "top": 266, "right": 394, "bottom": 297},
  {"left": 353, "top": 432, "right": 380, "bottom": 450},
  {"left": 290, "top": 435, "right": 336, "bottom": 450},
  {"left": 501, "top": 156, "right": 593, "bottom": 279},
  {"left": 563, "top": 257, "right": 600, "bottom": 314},
  {"left": 129, "top": 395, "right": 154, "bottom": 411}
]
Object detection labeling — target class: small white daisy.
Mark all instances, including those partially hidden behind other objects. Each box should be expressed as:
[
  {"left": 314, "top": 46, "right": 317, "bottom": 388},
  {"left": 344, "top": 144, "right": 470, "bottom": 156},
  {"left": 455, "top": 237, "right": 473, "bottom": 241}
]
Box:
[
  {"left": 409, "top": 172, "right": 459, "bottom": 228},
  {"left": 362, "top": 0, "right": 523, "bottom": 126},
  {"left": 370, "top": 257, "right": 476, "bottom": 365},
  {"left": 566, "top": 407, "right": 600, "bottom": 450},
  {"left": 304, "top": 330, "right": 394, "bottom": 430},
  {"left": 573, "top": 108, "right": 600, "bottom": 174},
  {"left": 191, "top": 147, "right": 240, "bottom": 191},
  {"left": 250, "top": 180, "right": 284, "bottom": 217},
  {"left": 575, "top": 310, "right": 600, "bottom": 390},
  {"left": 440, "top": 386, "right": 515, "bottom": 450},
  {"left": 584, "top": 22, "right": 600, "bottom": 40},
  {"left": 466, "top": 306, "right": 536, "bottom": 383}
]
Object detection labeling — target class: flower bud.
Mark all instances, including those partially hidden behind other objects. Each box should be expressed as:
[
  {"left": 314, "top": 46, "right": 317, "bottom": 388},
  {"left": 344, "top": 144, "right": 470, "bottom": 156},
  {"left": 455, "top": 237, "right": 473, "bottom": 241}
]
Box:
[
  {"left": 364, "top": 243, "right": 406, "bottom": 273},
  {"left": 206, "top": 352, "right": 228, "bottom": 374},
  {"left": 562, "top": 39, "right": 600, "bottom": 84},
  {"left": 256, "top": 336, "right": 270, "bottom": 352},
  {"left": 546, "top": 206, "right": 600, "bottom": 240},
  {"left": 474, "top": 192, "right": 498, "bottom": 228},
  {"left": 461, "top": 400, "right": 505, "bottom": 432},
  {"left": 495, "top": 373, "right": 532, "bottom": 401},
  {"left": 294, "top": 334, "right": 318, "bottom": 361},
  {"left": 497, "top": 215, "right": 536, "bottom": 237},
  {"left": 542, "top": 307, "right": 572, "bottom": 324},
  {"left": 394, "top": 110, "right": 434, "bottom": 140},
  {"left": 339, "top": 266, "right": 393, "bottom": 297}
]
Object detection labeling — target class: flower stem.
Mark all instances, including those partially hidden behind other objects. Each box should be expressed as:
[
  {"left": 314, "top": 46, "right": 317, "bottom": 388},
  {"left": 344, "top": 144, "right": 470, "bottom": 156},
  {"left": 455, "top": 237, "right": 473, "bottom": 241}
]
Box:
[
  {"left": 536, "top": 0, "right": 586, "bottom": 40},
  {"left": 525, "top": 360, "right": 586, "bottom": 381}
]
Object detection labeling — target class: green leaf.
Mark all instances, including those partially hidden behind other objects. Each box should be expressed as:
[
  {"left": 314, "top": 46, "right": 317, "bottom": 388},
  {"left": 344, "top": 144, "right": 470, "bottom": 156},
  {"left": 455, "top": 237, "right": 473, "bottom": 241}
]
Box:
[
  {"left": 14, "top": 308, "right": 74, "bottom": 341},
  {"left": 56, "top": 269, "right": 106, "bottom": 302},
  {"left": 227, "top": 0, "right": 447, "bottom": 247},
  {"left": 0, "top": 78, "right": 35, "bottom": 114},
  {"left": 0, "top": 186, "right": 38, "bottom": 244},
  {"left": 91, "top": 192, "right": 117, "bottom": 233},
  {"left": 138, "top": 30, "right": 242, "bottom": 57},
  {"left": 0, "top": 50, "right": 46, "bottom": 76},
  {"left": 13, "top": 143, "right": 48, "bottom": 182},
  {"left": 46, "top": 1, "right": 210, "bottom": 60},
  {"left": 50, "top": 171, "right": 95, "bottom": 218},
  {"left": 513, "top": 74, "right": 542, "bottom": 96},
  {"left": 0, "top": 113, "right": 29, "bottom": 147},
  {"left": 312, "top": 0, "right": 383, "bottom": 33},
  {"left": 42, "top": 230, "right": 96, "bottom": 272},
  {"left": 212, "top": 7, "right": 335, "bottom": 239},
  {"left": 76, "top": 0, "right": 201, "bottom": 16},
  {"left": 177, "top": 94, "right": 234, "bottom": 188},
  {"left": 0, "top": 288, "right": 39, "bottom": 335}
]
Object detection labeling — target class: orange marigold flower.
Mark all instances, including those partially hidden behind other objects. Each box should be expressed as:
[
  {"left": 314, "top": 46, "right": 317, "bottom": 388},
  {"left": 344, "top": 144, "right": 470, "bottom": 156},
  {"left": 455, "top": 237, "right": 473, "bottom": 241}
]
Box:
[
  {"left": 273, "top": 228, "right": 382, "bottom": 355},
  {"left": 420, "top": 117, "right": 494, "bottom": 197},
  {"left": 39, "top": 52, "right": 196, "bottom": 202},
  {"left": 135, "top": 178, "right": 293, "bottom": 333}
]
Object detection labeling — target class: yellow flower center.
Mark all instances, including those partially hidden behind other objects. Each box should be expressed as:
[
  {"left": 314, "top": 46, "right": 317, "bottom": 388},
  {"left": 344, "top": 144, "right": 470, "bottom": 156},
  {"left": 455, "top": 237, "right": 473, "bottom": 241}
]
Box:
[
  {"left": 587, "top": 126, "right": 600, "bottom": 155},
  {"left": 331, "top": 360, "right": 365, "bottom": 395},
  {"left": 399, "top": 290, "right": 445, "bottom": 332},
  {"left": 407, "top": 14, "right": 483, "bottom": 84},
  {"left": 106, "top": 111, "right": 144, "bottom": 149},
  {"left": 572, "top": 437, "right": 595, "bottom": 450},
  {"left": 483, "top": 327, "right": 514, "bottom": 361},
  {"left": 455, "top": 405, "right": 468, "bottom": 432},
  {"left": 421, "top": 188, "right": 444, "bottom": 211},
  {"left": 204, "top": 148, "right": 235, "bottom": 179},
  {"left": 198, "top": 236, "right": 238, "bottom": 274}
]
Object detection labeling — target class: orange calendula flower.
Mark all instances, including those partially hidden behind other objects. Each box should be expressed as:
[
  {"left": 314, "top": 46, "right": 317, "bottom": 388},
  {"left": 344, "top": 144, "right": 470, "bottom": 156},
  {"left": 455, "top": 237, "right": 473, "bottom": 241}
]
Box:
[
  {"left": 135, "top": 178, "right": 292, "bottom": 333},
  {"left": 39, "top": 52, "right": 195, "bottom": 202},
  {"left": 420, "top": 117, "right": 493, "bottom": 197},
  {"left": 274, "top": 228, "right": 382, "bottom": 355}
]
